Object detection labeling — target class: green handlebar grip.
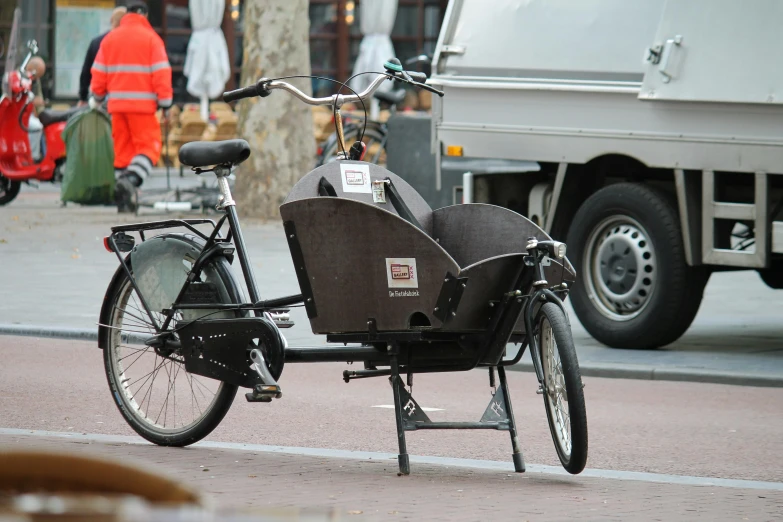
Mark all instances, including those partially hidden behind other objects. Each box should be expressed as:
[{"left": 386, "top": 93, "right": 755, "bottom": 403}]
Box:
[{"left": 383, "top": 60, "right": 403, "bottom": 72}]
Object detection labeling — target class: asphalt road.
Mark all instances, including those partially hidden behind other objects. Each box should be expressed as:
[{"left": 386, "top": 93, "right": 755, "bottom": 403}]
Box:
[{"left": 2, "top": 336, "right": 782, "bottom": 484}]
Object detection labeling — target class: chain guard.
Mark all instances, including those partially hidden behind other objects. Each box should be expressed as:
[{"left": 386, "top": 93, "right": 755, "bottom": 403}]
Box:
[{"left": 178, "top": 317, "right": 283, "bottom": 388}]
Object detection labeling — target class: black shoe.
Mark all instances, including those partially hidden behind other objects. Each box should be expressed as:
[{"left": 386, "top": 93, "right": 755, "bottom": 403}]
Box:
[{"left": 115, "top": 178, "right": 138, "bottom": 214}]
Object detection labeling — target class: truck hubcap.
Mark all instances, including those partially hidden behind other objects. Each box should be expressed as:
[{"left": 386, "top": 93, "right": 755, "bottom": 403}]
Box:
[{"left": 584, "top": 216, "right": 656, "bottom": 320}]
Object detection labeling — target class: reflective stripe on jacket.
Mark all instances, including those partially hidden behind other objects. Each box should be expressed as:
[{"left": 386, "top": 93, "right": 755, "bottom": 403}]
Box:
[{"left": 90, "top": 13, "right": 173, "bottom": 114}]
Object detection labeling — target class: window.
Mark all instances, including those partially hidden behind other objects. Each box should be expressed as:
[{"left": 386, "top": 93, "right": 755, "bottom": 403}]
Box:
[
  {"left": 306, "top": 0, "right": 446, "bottom": 97},
  {"left": 1, "top": 0, "right": 54, "bottom": 100},
  {"left": 309, "top": 0, "right": 339, "bottom": 97},
  {"left": 1, "top": 0, "right": 446, "bottom": 104},
  {"left": 351, "top": 0, "right": 446, "bottom": 70}
]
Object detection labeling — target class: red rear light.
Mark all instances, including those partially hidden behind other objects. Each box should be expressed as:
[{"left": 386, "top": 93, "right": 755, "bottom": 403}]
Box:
[
  {"left": 103, "top": 237, "right": 112, "bottom": 252},
  {"left": 317, "top": 147, "right": 323, "bottom": 156}
]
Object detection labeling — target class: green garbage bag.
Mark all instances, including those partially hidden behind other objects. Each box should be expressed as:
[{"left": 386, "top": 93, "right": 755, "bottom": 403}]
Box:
[{"left": 60, "top": 108, "right": 115, "bottom": 205}]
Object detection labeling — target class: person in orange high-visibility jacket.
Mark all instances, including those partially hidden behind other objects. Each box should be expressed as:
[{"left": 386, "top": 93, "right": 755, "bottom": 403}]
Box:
[{"left": 89, "top": 0, "right": 172, "bottom": 212}]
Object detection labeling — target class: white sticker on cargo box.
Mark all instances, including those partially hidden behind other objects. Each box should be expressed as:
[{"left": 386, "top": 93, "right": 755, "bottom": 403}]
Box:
[
  {"left": 386, "top": 258, "right": 419, "bottom": 290},
  {"left": 340, "top": 163, "right": 372, "bottom": 193}
]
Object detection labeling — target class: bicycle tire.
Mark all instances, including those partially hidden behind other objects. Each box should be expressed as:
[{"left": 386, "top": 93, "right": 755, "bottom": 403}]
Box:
[
  {"left": 101, "top": 253, "right": 241, "bottom": 447},
  {"left": 317, "top": 126, "right": 387, "bottom": 167},
  {"left": 537, "top": 302, "right": 588, "bottom": 474}
]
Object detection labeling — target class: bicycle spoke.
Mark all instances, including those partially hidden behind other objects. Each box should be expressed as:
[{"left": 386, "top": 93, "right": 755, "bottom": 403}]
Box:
[
  {"left": 540, "top": 315, "right": 573, "bottom": 457},
  {"left": 134, "top": 357, "right": 161, "bottom": 414},
  {"left": 119, "top": 301, "right": 155, "bottom": 330},
  {"left": 127, "top": 356, "right": 166, "bottom": 390},
  {"left": 191, "top": 375, "right": 214, "bottom": 399},
  {"left": 155, "top": 360, "right": 175, "bottom": 425},
  {"left": 188, "top": 373, "right": 197, "bottom": 421},
  {"left": 109, "top": 277, "right": 225, "bottom": 435},
  {"left": 118, "top": 319, "right": 153, "bottom": 332},
  {"left": 163, "top": 360, "right": 183, "bottom": 428},
  {"left": 186, "top": 372, "right": 204, "bottom": 417},
  {"left": 172, "top": 362, "right": 180, "bottom": 428},
  {"left": 120, "top": 346, "right": 152, "bottom": 373},
  {"left": 118, "top": 344, "right": 150, "bottom": 359},
  {"left": 137, "top": 357, "right": 166, "bottom": 415}
]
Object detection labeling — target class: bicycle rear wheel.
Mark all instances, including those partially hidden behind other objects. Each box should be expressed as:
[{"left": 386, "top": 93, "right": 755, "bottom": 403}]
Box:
[
  {"left": 102, "top": 257, "right": 239, "bottom": 447},
  {"left": 537, "top": 302, "right": 588, "bottom": 474}
]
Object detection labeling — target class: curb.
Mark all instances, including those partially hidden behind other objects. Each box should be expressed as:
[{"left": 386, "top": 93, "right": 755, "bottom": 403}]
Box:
[
  {"left": 1, "top": 324, "right": 780, "bottom": 388},
  {"left": 507, "top": 361, "right": 783, "bottom": 388},
  {"left": 3, "top": 428, "right": 783, "bottom": 491},
  {"left": 0, "top": 325, "right": 97, "bottom": 342}
]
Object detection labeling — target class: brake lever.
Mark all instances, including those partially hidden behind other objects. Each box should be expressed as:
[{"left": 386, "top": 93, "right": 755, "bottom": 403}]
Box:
[{"left": 410, "top": 80, "right": 444, "bottom": 98}]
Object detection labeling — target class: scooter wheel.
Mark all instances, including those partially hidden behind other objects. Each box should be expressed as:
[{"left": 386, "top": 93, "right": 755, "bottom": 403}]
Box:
[{"left": 0, "top": 176, "right": 21, "bottom": 206}]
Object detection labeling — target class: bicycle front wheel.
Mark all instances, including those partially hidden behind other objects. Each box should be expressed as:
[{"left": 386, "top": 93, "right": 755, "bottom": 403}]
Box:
[
  {"left": 537, "top": 302, "right": 588, "bottom": 474},
  {"left": 101, "top": 259, "right": 238, "bottom": 447}
]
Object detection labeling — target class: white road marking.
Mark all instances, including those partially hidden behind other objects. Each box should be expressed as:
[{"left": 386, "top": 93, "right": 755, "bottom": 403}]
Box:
[
  {"left": 371, "top": 405, "right": 444, "bottom": 412},
  {"left": 1, "top": 428, "right": 782, "bottom": 491}
]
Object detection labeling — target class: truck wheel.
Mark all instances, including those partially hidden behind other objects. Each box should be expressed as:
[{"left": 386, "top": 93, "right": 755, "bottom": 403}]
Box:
[
  {"left": 566, "top": 182, "right": 708, "bottom": 349},
  {"left": 758, "top": 265, "right": 783, "bottom": 289},
  {"left": 0, "top": 175, "right": 21, "bottom": 206}
]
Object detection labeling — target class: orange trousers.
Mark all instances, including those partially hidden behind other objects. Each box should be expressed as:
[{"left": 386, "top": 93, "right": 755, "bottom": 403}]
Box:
[{"left": 111, "top": 112, "right": 161, "bottom": 169}]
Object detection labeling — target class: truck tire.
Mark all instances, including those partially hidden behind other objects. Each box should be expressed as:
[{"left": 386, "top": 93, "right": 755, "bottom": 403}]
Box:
[
  {"left": 758, "top": 265, "right": 783, "bottom": 289},
  {"left": 566, "top": 182, "right": 708, "bottom": 349}
]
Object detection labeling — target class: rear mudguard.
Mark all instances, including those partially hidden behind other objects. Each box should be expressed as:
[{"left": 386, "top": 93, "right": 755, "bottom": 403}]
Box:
[{"left": 97, "top": 232, "right": 246, "bottom": 349}]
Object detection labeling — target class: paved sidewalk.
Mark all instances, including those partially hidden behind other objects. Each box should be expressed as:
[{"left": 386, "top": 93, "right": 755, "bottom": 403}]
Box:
[
  {"left": 2, "top": 432, "right": 781, "bottom": 521},
  {"left": 1, "top": 188, "right": 782, "bottom": 386}
]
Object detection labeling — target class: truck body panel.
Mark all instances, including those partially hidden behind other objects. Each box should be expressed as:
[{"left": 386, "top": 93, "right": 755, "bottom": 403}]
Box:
[{"left": 422, "top": 0, "right": 783, "bottom": 348}]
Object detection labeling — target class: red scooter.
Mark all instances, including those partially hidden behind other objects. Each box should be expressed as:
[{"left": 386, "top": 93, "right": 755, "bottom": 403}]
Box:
[{"left": 0, "top": 39, "right": 81, "bottom": 205}]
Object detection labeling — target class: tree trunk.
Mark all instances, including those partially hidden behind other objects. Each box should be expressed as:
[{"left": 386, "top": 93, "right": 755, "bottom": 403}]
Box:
[{"left": 234, "top": 0, "right": 316, "bottom": 220}]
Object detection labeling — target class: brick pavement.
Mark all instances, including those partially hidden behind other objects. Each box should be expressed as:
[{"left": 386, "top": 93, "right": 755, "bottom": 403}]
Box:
[
  {"left": 2, "top": 190, "right": 782, "bottom": 383},
  {"left": 1, "top": 433, "right": 781, "bottom": 521}
]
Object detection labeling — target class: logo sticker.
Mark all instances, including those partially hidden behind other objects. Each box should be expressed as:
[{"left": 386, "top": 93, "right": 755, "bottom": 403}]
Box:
[
  {"left": 386, "top": 258, "right": 418, "bottom": 290},
  {"left": 340, "top": 163, "right": 372, "bottom": 193}
]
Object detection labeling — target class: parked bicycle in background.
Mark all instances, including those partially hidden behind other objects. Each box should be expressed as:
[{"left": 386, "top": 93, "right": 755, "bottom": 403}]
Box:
[{"left": 315, "top": 55, "right": 432, "bottom": 168}]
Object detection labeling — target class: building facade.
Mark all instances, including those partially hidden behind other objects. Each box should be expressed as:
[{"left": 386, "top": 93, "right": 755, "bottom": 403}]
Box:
[{"left": 1, "top": 0, "right": 446, "bottom": 103}]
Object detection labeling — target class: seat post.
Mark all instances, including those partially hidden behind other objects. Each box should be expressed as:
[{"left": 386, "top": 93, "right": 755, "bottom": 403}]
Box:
[{"left": 215, "top": 165, "right": 235, "bottom": 210}]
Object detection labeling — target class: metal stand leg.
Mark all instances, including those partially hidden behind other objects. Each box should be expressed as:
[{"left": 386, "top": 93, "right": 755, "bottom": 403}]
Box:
[
  {"left": 390, "top": 352, "right": 410, "bottom": 475},
  {"left": 497, "top": 365, "right": 525, "bottom": 473}
]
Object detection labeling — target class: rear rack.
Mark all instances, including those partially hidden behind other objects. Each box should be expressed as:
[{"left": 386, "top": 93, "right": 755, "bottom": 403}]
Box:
[{"left": 111, "top": 219, "right": 219, "bottom": 242}]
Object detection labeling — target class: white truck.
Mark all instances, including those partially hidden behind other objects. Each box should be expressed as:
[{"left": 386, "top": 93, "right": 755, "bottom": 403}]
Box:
[{"left": 427, "top": 0, "right": 783, "bottom": 349}]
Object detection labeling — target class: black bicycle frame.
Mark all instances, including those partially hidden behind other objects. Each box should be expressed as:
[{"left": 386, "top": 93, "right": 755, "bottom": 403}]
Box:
[{"left": 106, "top": 200, "right": 565, "bottom": 375}]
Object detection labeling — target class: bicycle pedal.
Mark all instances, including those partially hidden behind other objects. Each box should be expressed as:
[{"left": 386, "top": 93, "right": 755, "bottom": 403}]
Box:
[
  {"left": 268, "top": 310, "right": 294, "bottom": 329},
  {"left": 245, "top": 384, "right": 282, "bottom": 403}
]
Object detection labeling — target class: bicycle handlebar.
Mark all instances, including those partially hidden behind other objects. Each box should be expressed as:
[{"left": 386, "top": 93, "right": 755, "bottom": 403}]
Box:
[
  {"left": 223, "top": 58, "right": 443, "bottom": 106},
  {"left": 222, "top": 82, "right": 265, "bottom": 103}
]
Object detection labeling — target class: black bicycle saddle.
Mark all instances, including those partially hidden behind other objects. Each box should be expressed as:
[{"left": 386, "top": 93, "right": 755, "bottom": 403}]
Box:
[{"left": 179, "top": 139, "right": 251, "bottom": 168}]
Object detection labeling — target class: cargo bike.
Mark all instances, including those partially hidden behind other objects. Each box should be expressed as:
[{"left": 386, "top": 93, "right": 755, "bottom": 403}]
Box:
[{"left": 98, "top": 59, "right": 588, "bottom": 476}]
